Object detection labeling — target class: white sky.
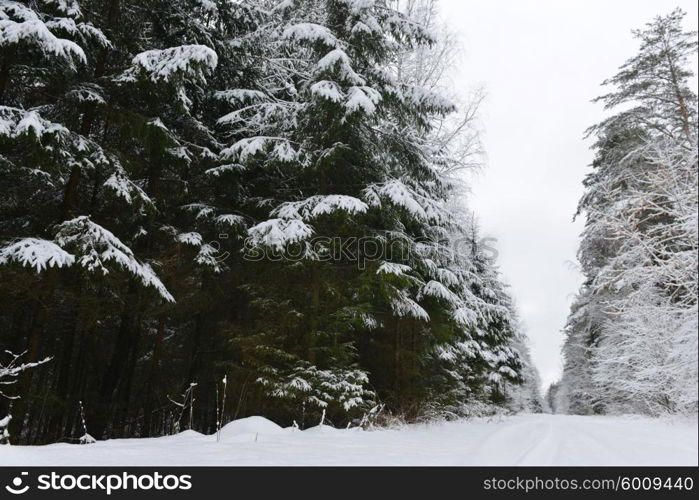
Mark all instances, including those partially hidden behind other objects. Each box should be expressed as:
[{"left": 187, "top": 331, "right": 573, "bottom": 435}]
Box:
[{"left": 438, "top": 0, "right": 699, "bottom": 390}]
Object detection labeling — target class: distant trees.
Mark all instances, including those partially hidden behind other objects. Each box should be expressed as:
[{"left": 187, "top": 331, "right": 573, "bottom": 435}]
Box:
[
  {"left": 1, "top": 0, "right": 538, "bottom": 444},
  {"left": 558, "top": 9, "right": 698, "bottom": 416},
  {"left": 504, "top": 318, "right": 546, "bottom": 414}
]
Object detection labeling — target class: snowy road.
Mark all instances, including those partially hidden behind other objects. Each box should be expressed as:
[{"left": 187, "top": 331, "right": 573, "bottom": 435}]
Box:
[{"left": 1, "top": 414, "right": 696, "bottom": 466}]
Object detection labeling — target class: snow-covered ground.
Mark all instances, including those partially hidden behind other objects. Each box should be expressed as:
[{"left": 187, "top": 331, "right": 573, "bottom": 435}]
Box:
[{"left": 1, "top": 414, "right": 696, "bottom": 466}]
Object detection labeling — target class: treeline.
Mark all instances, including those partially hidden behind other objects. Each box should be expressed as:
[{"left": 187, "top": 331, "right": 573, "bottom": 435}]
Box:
[
  {"left": 0, "top": 0, "right": 541, "bottom": 444},
  {"left": 554, "top": 9, "right": 698, "bottom": 416}
]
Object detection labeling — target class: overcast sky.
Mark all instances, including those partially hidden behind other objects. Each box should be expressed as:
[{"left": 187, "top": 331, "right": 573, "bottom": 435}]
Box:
[{"left": 438, "top": 0, "right": 699, "bottom": 390}]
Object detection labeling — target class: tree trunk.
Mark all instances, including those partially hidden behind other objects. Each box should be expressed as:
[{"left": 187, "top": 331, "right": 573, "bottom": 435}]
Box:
[
  {"left": 663, "top": 36, "right": 693, "bottom": 141},
  {"left": 307, "top": 264, "right": 321, "bottom": 364},
  {"left": 142, "top": 316, "right": 166, "bottom": 436},
  {"left": 394, "top": 322, "right": 401, "bottom": 395},
  {"left": 0, "top": 47, "right": 15, "bottom": 103},
  {"left": 91, "top": 281, "right": 139, "bottom": 438}
]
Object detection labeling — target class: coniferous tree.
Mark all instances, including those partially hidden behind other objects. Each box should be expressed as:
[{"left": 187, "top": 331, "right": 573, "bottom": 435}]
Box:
[
  {"left": 559, "top": 9, "right": 698, "bottom": 416},
  {"left": 1, "top": 0, "right": 532, "bottom": 442}
]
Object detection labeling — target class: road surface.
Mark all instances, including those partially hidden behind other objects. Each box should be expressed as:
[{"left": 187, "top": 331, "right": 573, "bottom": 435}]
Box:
[{"left": 1, "top": 413, "right": 696, "bottom": 466}]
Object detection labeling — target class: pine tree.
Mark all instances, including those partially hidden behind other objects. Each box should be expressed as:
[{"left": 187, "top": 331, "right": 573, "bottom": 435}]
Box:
[{"left": 560, "top": 9, "right": 698, "bottom": 416}]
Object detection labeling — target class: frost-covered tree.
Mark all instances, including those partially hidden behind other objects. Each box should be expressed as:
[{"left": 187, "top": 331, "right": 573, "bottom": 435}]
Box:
[
  {"left": 503, "top": 320, "right": 545, "bottom": 414},
  {"left": 207, "top": 0, "right": 527, "bottom": 421},
  {"left": 1, "top": 0, "right": 227, "bottom": 441},
  {"left": 559, "top": 9, "right": 698, "bottom": 416},
  {"left": 214, "top": 0, "right": 451, "bottom": 419},
  {"left": 1, "top": 0, "right": 533, "bottom": 442},
  {"left": 392, "top": 0, "right": 485, "bottom": 177},
  {"left": 0, "top": 350, "right": 50, "bottom": 443}
]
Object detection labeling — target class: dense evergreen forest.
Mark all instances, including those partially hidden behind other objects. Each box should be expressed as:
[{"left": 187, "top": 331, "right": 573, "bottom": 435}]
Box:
[
  {"left": 0, "top": 0, "right": 543, "bottom": 444},
  {"left": 553, "top": 9, "right": 698, "bottom": 416}
]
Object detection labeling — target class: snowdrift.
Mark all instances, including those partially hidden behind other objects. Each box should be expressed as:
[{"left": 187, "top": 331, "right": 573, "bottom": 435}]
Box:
[{"left": 217, "top": 416, "right": 285, "bottom": 441}]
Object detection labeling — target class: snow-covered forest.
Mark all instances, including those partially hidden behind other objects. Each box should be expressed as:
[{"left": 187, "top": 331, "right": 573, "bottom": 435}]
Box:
[
  {"left": 0, "top": 0, "right": 696, "bottom": 464},
  {"left": 0, "top": 0, "right": 544, "bottom": 445},
  {"left": 553, "top": 9, "right": 698, "bottom": 417}
]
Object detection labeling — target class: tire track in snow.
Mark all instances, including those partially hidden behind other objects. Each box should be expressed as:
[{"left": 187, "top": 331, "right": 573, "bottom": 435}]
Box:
[
  {"left": 465, "top": 417, "right": 556, "bottom": 465},
  {"left": 511, "top": 419, "right": 562, "bottom": 465}
]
